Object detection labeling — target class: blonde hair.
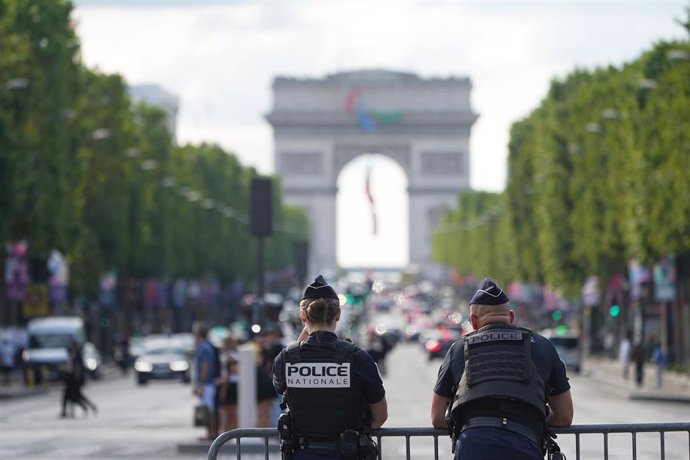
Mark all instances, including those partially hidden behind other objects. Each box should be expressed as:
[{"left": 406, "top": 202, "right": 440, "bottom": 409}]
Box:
[{"left": 299, "top": 297, "right": 340, "bottom": 326}]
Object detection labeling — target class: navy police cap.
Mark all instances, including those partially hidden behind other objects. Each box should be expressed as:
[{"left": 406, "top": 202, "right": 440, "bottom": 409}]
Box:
[
  {"left": 302, "top": 275, "right": 339, "bottom": 300},
  {"left": 469, "top": 277, "right": 510, "bottom": 306}
]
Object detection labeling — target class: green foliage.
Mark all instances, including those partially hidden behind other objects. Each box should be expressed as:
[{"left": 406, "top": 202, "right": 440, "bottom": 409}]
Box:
[
  {"left": 433, "top": 34, "right": 690, "bottom": 302},
  {"left": 0, "top": 0, "right": 307, "bottom": 301}
]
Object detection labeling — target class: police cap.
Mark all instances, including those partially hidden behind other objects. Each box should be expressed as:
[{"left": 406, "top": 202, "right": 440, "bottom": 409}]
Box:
[
  {"left": 301, "top": 275, "right": 339, "bottom": 300},
  {"left": 469, "top": 277, "right": 510, "bottom": 306}
]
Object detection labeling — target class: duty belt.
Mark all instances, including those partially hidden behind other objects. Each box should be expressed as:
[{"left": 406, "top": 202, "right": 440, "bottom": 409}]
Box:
[
  {"left": 301, "top": 440, "right": 338, "bottom": 450},
  {"left": 461, "top": 416, "right": 540, "bottom": 445}
]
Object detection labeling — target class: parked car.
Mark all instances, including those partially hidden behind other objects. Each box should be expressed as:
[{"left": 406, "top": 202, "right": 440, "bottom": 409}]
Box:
[{"left": 134, "top": 342, "right": 192, "bottom": 386}]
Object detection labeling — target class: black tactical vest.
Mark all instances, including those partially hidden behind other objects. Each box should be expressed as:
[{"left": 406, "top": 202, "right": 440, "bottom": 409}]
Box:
[
  {"left": 450, "top": 324, "right": 547, "bottom": 427},
  {"left": 284, "top": 340, "right": 365, "bottom": 440}
]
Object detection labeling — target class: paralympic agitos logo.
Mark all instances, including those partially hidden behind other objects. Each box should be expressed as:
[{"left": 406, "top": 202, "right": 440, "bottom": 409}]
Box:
[{"left": 343, "top": 88, "right": 401, "bottom": 131}]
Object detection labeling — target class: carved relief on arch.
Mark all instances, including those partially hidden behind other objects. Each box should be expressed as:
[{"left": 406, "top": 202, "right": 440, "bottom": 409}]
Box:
[
  {"left": 279, "top": 151, "right": 325, "bottom": 175},
  {"left": 333, "top": 143, "right": 411, "bottom": 176},
  {"left": 420, "top": 151, "right": 465, "bottom": 175}
]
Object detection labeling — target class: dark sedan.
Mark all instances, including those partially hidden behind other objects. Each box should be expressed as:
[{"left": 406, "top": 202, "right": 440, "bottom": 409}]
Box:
[{"left": 134, "top": 346, "right": 191, "bottom": 385}]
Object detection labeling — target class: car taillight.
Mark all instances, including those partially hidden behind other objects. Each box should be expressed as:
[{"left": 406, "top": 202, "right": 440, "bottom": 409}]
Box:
[{"left": 426, "top": 340, "right": 441, "bottom": 353}]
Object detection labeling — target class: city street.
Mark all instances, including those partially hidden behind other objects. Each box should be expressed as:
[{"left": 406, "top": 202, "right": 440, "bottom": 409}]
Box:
[{"left": 2, "top": 342, "right": 690, "bottom": 459}]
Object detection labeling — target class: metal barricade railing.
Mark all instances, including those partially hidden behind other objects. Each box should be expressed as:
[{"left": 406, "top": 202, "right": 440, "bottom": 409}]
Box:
[{"left": 208, "top": 423, "right": 690, "bottom": 460}]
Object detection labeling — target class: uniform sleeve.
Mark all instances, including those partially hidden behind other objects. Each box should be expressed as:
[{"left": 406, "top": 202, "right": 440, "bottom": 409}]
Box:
[
  {"left": 433, "top": 342, "right": 461, "bottom": 398},
  {"left": 536, "top": 336, "right": 571, "bottom": 396},
  {"left": 354, "top": 349, "right": 386, "bottom": 404},
  {"left": 272, "top": 349, "right": 286, "bottom": 394}
]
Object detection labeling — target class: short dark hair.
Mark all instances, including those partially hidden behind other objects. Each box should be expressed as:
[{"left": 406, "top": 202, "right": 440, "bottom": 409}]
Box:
[{"left": 192, "top": 321, "right": 209, "bottom": 338}]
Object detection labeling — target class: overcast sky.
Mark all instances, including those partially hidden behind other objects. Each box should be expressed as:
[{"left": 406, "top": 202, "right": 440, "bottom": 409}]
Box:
[{"left": 72, "top": 0, "right": 688, "bottom": 268}]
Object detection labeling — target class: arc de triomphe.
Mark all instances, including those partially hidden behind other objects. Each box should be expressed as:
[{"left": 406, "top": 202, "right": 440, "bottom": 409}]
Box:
[{"left": 266, "top": 70, "right": 477, "bottom": 276}]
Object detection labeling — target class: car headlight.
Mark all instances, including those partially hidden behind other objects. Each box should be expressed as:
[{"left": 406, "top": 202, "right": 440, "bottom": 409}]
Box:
[
  {"left": 134, "top": 361, "right": 153, "bottom": 372},
  {"left": 85, "top": 358, "right": 98, "bottom": 371},
  {"left": 169, "top": 360, "right": 189, "bottom": 372}
]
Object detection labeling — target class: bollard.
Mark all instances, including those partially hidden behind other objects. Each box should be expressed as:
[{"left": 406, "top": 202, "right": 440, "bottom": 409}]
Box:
[
  {"left": 238, "top": 344, "right": 257, "bottom": 428},
  {"left": 26, "top": 366, "right": 34, "bottom": 388},
  {"left": 41, "top": 365, "right": 49, "bottom": 388}
]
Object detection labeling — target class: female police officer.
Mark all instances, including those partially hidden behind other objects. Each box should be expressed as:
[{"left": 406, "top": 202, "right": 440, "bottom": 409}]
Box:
[{"left": 273, "top": 275, "right": 388, "bottom": 459}]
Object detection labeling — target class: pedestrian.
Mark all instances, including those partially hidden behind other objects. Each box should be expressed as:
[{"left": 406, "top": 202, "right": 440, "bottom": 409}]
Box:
[
  {"left": 603, "top": 331, "right": 615, "bottom": 359},
  {"left": 273, "top": 275, "right": 388, "bottom": 459},
  {"left": 215, "top": 336, "right": 239, "bottom": 433},
  {"left": 366, "top": 330, "right": 392, "bottom": 377},
  {"left": 431, "top": 277, "right": 573, "bottom": 460},
  {"left": 632, "top": 339, "right": 646, "bottom": 388},
  {"left": 249, "top": 329, "right": 278, "bottom": 427},
  {"left": 61, "top": 342, "right": 97, "bottom": 417},
  {"left": 260, "top": 325, "right": 285, "bottom": 426},
  {"left": 192, "top": 321, "right": 220, "bottom": 441},
  {"left": 653, "top": 343, "right": 665, "bottom": 389},
  {"left": 619, "top": 332, "right": 632, "bottom": 380},
  {"left": 1, "top": 333, "right": 16, "bottom": 386},
  {"left": 256, "top": 358, "right": 277, "bottom": 427}
]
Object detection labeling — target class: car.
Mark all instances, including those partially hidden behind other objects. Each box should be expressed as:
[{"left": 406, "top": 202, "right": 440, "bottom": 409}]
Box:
[
  {"left": 134, "top": 344, "right": 192, "bottom": 386},
  {"left": 22, "top": 316, "right": 102, "bottom": 382},
  {"left": 424, "top": 328, "right": 461, "bottom": 360},
  {"left": 542, "top": 329, "right": 582, "bottom": 374}
]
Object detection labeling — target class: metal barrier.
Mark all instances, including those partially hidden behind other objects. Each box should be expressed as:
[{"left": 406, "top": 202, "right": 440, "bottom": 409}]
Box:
[{"left": 208, "top": 423, "right": 690, "bottom": 460}]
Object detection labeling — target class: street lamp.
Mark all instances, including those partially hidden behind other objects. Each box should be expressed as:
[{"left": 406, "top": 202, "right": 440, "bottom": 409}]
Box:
[
  {"left": 91, "top": 128, "right": 111, "bottom": 140},
  {"left": 125, "top": 148, "right": 140, "bottom": 159},
  {"left": 667, "top": 49, "right": 690, "bottom": 62},
  {"left": 586, "top": 122, "right": 603, "bottom": 134},
  {"left": 4, "top": 78, "right": 29, "bottom": 90},
  {"left": 638, "top": 79, "right": 657, "bottom": 90},
  {"left": 601, "top": 108, "right": 620, "bottom": 120}
]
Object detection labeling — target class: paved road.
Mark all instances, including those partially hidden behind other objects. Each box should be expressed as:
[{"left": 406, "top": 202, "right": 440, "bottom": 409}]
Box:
[{"left": 2, "top": 342, "right": 690, "bottom": 459}]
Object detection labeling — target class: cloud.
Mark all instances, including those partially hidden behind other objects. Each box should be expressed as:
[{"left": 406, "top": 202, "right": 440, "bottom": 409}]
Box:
[{"left": 74, "top": 1, "right": 688, "bottom": 189}]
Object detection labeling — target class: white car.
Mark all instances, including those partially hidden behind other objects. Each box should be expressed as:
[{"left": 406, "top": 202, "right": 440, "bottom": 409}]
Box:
[{"left": 22, "top": 316, "right": 102, "bottom": 381}]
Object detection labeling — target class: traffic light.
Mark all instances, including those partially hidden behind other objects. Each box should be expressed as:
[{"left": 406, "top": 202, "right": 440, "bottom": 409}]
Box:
[
  {"left": 551, "top": 310, "right": 562, "bottom": 322},
  {"left": 609, "top": 304, "right": 621, "bottom": 317}
]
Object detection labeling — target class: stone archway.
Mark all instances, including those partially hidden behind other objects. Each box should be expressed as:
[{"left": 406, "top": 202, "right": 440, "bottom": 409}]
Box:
[{"left": 266, "top": 70, "right": 477, "bottom": 276}]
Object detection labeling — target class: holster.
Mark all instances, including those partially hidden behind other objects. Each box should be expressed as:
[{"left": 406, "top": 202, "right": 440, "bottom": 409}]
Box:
[
  {"left": 338, "top": 429, "right": 378, "bottom": 460},
  {"left": 278, "top": 412, "right": 294, "bottom": 460},
  {"left": 445, "top": 400, "right": 459, "bottom": 453},
  {"left": 543, "top": 427, "right": 566, "bottom": 460}
]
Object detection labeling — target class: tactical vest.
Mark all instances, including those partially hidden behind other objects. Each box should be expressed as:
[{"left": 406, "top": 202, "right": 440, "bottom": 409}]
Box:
[
  {"left": 450, "top": 324, "right": 547, "bottom": 427},
  {"left": 284, "top": 340, "right": 365, "bottom": 440}
]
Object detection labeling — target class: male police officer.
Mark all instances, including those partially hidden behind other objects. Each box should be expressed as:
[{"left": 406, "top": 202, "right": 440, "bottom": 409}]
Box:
[
  {"left": 273, "top": 276, "right": 387, "bottom": 459},
  {"left": 431, "top": 278, "right": 573, "bottom": 459}
]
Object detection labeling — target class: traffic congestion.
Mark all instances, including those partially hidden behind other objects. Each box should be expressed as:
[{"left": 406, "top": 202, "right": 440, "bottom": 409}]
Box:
[{"left": 2, "top": 273, "right": 690, "bottom": 460}]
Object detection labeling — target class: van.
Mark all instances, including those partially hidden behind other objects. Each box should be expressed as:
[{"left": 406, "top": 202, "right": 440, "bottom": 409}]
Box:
[
  {"left": 541, "top": 329, "right": 582, "bottom": 374},
  {"left": 22, "top": 316, "right": 101, "bottom": 382}
]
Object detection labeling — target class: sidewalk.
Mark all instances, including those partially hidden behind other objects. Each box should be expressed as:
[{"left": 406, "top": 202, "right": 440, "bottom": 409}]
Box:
[
  {"left": 0, "top": 370, "right": 50, "bottom": 400},
  {"left": 584, "top": 356, "right": 690, "bottom": 403}
]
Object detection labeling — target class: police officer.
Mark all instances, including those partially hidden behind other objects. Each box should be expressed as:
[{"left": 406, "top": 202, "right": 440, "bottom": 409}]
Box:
[
  {"left": 273, "top": 275, "right": 388, "bottom": 459},
  {"left": 431, "top": 278, "right": 573, "bottom": 459}
]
